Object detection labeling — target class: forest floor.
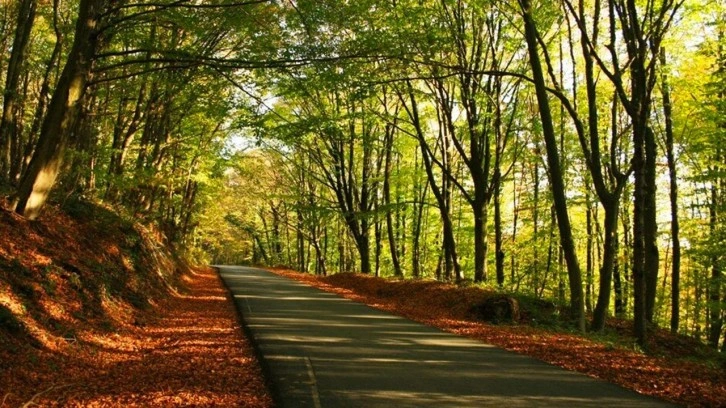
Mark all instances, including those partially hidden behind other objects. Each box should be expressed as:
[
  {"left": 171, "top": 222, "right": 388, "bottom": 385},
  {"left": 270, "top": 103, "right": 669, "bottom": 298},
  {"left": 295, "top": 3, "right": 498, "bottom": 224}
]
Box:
[
  {"left": 269, "top": 267, "right": 726, "bottom": 408},
  {"left": 1, "top": 195, "right": 722, "bottom": 407},
  {"left": 0, "top": 200, "right": 272, "bottom": 407}
]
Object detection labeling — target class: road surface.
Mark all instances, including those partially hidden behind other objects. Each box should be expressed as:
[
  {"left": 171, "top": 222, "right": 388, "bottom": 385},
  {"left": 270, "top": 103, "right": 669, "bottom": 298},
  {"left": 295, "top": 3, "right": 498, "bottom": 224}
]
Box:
[{"left": 218, "top": 266, "right": 673, "bottom": 408}]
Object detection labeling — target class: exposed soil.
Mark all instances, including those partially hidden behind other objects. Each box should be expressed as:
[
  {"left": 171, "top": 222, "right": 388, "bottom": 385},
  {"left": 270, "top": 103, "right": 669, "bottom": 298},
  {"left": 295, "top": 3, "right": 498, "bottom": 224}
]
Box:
[{"left": 269, "top": 268, "right": 726, "bottom": 408}]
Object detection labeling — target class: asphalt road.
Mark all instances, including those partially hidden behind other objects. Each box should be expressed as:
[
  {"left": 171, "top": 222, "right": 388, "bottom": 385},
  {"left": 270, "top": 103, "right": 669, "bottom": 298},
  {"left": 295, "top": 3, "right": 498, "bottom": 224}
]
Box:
[{"left": 217, "top": 266, "right": 674, "bottom": 408}]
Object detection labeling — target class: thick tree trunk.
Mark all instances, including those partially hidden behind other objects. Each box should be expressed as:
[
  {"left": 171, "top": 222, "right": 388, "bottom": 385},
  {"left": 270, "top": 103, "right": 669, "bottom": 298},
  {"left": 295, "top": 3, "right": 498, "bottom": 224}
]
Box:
[
  {"left": 14, "top": 0, "right": 106, "bottom": 220},
  {"left": 473, "top": 198, "right": 489, "bottom": 282},
  {"left": 644, "top": 126, "right": 660, "bottom": 323},
  {"left": 520, "top": 0, "right": 585, "bottom": 331},
  {"left": 0, "top": 0, "right": 36, "bottom": 182},
  {"left": 632, "top": 116, "right": 649, "bottom": 346},
  {"left": 351, "top": 218, "right": 371, "bottom": 274},
  {"left": 592, "top": 199, "right": 621, "bottom": 330}
]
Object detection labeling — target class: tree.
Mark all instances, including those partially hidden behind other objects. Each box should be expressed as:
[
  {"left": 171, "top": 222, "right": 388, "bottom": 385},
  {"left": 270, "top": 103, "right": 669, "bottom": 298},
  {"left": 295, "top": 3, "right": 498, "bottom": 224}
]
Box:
[
  {"left": 659, "top": 48, "right": 681, "bottom": 334},
  {"left": 519, "top": 0, "right": 586, "bottom": 331},
  {"left": 13, "top": 0, "right": 109, "bottom": 220},
  {"left": 0, "top": 0, "right": 37, "bottom": 183}
]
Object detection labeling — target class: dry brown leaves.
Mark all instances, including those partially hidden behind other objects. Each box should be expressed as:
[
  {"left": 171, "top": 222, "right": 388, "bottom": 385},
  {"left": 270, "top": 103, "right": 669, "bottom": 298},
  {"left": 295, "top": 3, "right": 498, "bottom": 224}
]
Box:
[
  {"left": 0, "top": 201, "right": 271, "bottom": 406},
  {"left": 269, "top": 268, "right": 725, "bottom": 408},
  {"left": 1, "top": 267, "right": 272, "bottom": 407}
]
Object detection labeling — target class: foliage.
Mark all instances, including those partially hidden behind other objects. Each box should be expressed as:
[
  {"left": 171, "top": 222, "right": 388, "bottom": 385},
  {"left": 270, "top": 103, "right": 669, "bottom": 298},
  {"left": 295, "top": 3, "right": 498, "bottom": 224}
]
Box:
[{"left": 0, "top": 0, "right": 724, "bottom": 370}]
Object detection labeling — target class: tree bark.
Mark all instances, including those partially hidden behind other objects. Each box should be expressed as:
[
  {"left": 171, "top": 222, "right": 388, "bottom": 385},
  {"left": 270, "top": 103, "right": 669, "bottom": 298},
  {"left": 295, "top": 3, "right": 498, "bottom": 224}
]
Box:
[
  {"left": 708, "top": 155, "right": 723, "bottom": 348},
  {"left": 400, "top": 81, "right": 461, "bottom": 281},
  {"left": 592, "top": 198, "right": 620, "bottom": 329},
  {"left": 494, "top": 168, "right": 505, "bottom": 287},
  {"left": 520, "top": 0, "right": 585, "bottom": 331},
  {"left": 14, "top": 0, "right": 107, "bottom": 219},
  {"left": 644, "top": 126, "right": 660, "bottom": 323},
  {"left": 22, "top": 0, "right": 62, "bottom": 182},
  {"left": 660, "top": 48, "right": 681, "bottom": 334},
  {"left": 586, "top": 187, "right": 593, "bottom": 314},
  {"left": 0, "top": 0, "right": 36, "bottom": 182},
  {"left": 383, "top": 117, "right": 403, "bottom": 277}
]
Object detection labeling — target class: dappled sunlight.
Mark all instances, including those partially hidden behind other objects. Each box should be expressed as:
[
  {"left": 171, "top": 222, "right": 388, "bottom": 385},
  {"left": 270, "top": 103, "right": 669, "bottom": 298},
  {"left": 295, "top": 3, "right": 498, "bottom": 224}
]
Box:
[
  {"left": 38, "top": 296, "right": 77, "bottom": 323},
  {"left": 330, "top": 389, "right": 646, "bottom": 407},
  {"left": 145, "top": 325, "right": 236, "bottom": 335},
  {"left": 0, "top": 201, "right": 271, "bottom": 407},
  {"left": 269, "top": 267, "right": 726, "bottom": 407},
  {"left": 223, "top": 266, "right": 680, "bottom": 408},
  {"left": 100, "top": 294, "right": 135, "bottom": 325},
  {"left": 77, "top": 331, "right": 147, "bottom": 353},
  {"left": 0, "top": 284, "right": 25, "bottom": 316},
  {"left": 1, "top": 267, "right": 272, "bottom": 407},
  {"left": 0, "top": 285, "right": 65, "bottom": 352},
  {"left": 175, "top": 294, "right": 226, "bottom": 301}
]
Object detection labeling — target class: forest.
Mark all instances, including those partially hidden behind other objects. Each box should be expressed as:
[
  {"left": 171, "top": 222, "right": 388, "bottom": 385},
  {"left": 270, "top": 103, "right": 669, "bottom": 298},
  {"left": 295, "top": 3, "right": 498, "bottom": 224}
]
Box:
[{"left": 0, "top": 0, "right": 723, "bottom": 352}]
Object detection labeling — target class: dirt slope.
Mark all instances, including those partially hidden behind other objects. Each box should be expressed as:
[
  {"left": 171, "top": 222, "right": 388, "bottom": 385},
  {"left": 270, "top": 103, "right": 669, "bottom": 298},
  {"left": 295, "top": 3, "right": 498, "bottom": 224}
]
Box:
[{"left": 0, "top": 200, "right": 271, "bottom": 407}]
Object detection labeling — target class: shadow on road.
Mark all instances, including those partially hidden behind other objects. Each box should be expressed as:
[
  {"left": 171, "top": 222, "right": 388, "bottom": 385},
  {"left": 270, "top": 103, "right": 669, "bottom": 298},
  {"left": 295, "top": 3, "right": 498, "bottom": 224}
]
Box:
[{"left": 219, "top": 266, "right": 673, "bottom": 408}]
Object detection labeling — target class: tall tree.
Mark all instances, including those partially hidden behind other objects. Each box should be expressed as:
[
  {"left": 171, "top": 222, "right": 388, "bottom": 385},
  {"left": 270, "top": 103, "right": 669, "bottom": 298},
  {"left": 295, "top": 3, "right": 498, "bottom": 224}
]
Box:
[
  {"left": 659, "top": 48, "right": 681, "bottom": 334},
  {"left": 519, "top": 0, "right": 586, "bottom": 331},
  {"left": 13, "top": 0, "right": 109, "bottom": 220},
  {"left": 0, "top": 0, "right": 37, "bottom": 183}
]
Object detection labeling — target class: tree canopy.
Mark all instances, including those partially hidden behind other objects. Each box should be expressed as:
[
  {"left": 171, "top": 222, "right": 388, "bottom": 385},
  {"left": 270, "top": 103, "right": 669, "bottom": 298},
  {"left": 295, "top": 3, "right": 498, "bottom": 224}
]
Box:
[{"left": 0, "top": 0, "right": 724, "bottom": 350}]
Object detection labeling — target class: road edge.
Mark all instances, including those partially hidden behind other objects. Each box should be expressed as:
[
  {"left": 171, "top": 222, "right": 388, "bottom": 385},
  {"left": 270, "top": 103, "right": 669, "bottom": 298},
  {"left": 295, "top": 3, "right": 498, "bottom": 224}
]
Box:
[{"left": 213, "top": 265, "right": 283, "bottom": 407}]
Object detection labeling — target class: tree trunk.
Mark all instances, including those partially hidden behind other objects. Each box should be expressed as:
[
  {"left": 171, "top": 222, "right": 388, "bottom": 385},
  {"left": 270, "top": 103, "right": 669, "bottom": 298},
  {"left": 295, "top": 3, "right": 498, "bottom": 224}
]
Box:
[
  {"left": 592, "top": 198, "right": 620, "bottom": 330},
  {"left": 0, "top": 0, "right": 36, "bottom": 182},
  {"left": 613, "top": 228, "right": 623, "bottom": 317},
  {"left": 620, "top": 199, "right": 632, "bottom": 317},
  {"left": 494, "top": 169, "right": 505, "bottom": 287},
  {"left": 297, "top": 202, "right": 305, "bottom": 272},
  {"left": 400, "top": 81, "right": 460, "bottom": 281},
  {"left": 660, "top": 48, "right": 681, "bottom": 334},
  {"left": 13, "top": 0, "right": 106, "bottom": 220},
  {"left": 644, "top": 126, "right": 660, "bottom": 323},
  {"left": 586, "top": 187, "right": 593, "bottom": 314},
  {"left": 411, "top": 152, "right": 428, "bottom": 279},
  {"left": 520, "top": 0, "right": 585, "bottom": 331},
  {"left": 383, "top": 126, "right": 403, "bottom": 277},
  {"left": 632, "top": 113, "right": 649, "bottom": 346},
  {"left": 24, "top": 0, "right": 63, "bottom": 181},
  {"left": 374, "top": 213, "right": 382, "bottom": 277},
  {"left": 708, "top": 162, "right": 723, "bottom": 348},
  {"left": 355, "top": 229, "right": 371, "bottom": 274},
  {"left": 106, "top": 81, "right": 146, "bottom": 201},
  {"left": 473, "top": 198, "right": 489, "bottom": 282},
  {"left": 533, "top": 161, "right": 540, "bottom": 291}
]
